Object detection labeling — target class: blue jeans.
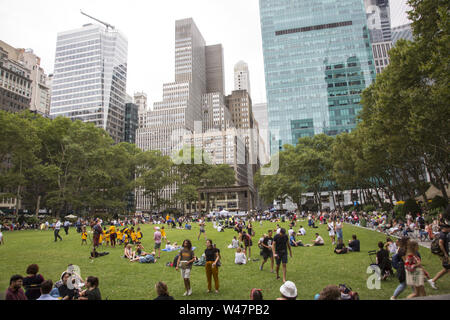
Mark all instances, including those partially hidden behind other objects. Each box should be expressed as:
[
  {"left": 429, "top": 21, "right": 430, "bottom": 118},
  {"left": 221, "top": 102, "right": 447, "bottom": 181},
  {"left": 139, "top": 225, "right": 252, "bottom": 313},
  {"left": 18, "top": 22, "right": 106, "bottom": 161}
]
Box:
[{"left": 393, "top": 282, "right": 406, "bottom": 298}]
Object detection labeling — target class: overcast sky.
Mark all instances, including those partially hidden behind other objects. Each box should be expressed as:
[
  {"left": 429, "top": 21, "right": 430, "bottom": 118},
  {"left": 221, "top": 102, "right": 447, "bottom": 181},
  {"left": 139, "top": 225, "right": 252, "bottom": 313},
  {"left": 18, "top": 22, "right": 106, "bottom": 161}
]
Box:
[{"left": 0, "top": 0, "right": 412, "bottom": 106}]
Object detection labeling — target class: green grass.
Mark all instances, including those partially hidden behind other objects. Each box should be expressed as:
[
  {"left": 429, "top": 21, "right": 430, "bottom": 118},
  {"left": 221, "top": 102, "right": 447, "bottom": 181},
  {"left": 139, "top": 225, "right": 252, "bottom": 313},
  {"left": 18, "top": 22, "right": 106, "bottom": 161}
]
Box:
[{"left": 1, "top": 221, "right": 449, "bottom": 300}]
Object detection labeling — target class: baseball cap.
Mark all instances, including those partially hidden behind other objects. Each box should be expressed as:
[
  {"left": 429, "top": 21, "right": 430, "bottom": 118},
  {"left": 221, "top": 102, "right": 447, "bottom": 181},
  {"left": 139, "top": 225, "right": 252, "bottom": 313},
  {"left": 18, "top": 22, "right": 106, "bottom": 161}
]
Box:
[{"left": 280, "top": 281, "right": 297, "bottom": 298}]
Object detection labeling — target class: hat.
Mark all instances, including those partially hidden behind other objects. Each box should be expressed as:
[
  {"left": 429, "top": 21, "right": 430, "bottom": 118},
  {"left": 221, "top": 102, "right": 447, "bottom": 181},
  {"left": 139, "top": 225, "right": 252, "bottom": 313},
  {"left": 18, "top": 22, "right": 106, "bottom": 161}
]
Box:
[{"left": 280, "top": 281, "right": 297, "bottom": 298}]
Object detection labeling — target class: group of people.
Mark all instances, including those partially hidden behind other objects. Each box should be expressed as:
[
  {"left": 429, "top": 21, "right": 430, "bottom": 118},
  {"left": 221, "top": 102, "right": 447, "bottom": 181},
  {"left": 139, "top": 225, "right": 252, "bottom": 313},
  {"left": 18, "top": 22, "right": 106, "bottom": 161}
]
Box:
[{"left": 5, "top": 264, "right": 101, "bottom": 300}]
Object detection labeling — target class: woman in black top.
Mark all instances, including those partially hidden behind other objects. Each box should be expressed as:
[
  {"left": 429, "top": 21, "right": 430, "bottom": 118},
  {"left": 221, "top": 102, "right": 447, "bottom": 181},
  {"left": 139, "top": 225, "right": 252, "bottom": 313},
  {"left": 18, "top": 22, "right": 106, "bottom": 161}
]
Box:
[
  {"left": 204, "top": 239, "right": 220, "bottom": 293},
  {"left": 376, "top": 241, "right": 392, "bottom": 280},
  {"left": 23, "top": 264, "right": 44, "bottom": 300}
]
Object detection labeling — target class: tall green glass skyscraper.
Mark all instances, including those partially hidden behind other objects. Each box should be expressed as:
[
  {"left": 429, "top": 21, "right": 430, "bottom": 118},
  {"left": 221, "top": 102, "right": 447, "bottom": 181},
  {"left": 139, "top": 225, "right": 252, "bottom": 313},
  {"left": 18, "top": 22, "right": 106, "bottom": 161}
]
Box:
[{"left": 259, "top": 0, "right": 376, "bottom": 155}]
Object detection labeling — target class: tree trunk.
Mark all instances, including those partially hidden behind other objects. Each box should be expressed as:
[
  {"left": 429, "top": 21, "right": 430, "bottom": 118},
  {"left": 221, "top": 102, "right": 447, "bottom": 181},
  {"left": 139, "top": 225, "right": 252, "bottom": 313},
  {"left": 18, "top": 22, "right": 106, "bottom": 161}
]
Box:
[{"left": 35, "top": 195, "right": 41, "bottom": 216}]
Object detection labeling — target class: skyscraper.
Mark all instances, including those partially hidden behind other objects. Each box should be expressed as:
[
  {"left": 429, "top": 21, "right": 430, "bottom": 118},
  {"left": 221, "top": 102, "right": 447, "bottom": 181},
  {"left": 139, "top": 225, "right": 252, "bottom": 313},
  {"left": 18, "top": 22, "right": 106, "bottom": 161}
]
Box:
[
  {"left": 259, "top": 0, "right": 376, "bottom": 155},
  {"left": 234, "top": 61, "right": 251, "bottom": 96},
  {"left": 364, "top": 0, "right": 392, "bottom": 43},
  {"left": 50, "top": 23, "right": 128, "bottom": 143}
]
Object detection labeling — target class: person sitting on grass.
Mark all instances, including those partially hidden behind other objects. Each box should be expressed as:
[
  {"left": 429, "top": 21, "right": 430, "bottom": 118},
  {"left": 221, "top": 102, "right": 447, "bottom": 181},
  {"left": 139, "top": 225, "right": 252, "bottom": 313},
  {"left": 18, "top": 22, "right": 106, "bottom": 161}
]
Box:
[
  {"left": 297, "top": 226, "right": 306, "bottom": 236},
  {"left": 37, "top": 280, "right": 58, "bottom": 300},
  {"left": 123, "top": 244, "right": 135, "bottom": 259},
  {"left": 376, "top": 241, "right": 392, "bottom": 280},
  {"left": 306, "top": 233, "right": 324, "bottom": 246},
  {"left": 154, "top": 281, "right": 174, "bottom": 300},
  {"left": 347, "top": 235, "right": 360, "bottom": 252},
  {"left": 318, "top": 285, "right": 341, "bottom": 300},
  {"left": 276, "top": 281, "right": 297, "bottom": 300},
  {"left": 228, "top": 236, "right": 239, "bottom": 249},
  {"left": 78, "top": 276, "right": 101, "bottom": 300},
  {"left": 289, "top": 232, "right": 304, "bottom": 247},
  {"left": 334, "top": 242, "right": 348, "bottom": 254},
  {"left": 130, "top": 251, "right": 157, "bottom": 263},
  {"left": 235, "top": 247, "right": 247, "bottom": 265},
  {"left": 250, "top": 288, "right": 263, "bottom": 300}
]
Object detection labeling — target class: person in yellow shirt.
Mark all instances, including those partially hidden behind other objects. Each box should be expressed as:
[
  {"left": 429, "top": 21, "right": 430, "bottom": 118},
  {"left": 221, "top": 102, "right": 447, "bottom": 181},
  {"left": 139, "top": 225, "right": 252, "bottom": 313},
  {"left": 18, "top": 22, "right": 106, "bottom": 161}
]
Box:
[
  {"left": 81, "top": 227, "right": 88, "bottom": 245},
  {"left": 136, "top": 227, "right": 143, "bottom": 244},
  {"left": 98, "top": 229, "right": 104, "bottom": 246},
  {"left": 130, "top": 229, "right": 137, "bottom": 244},
  {"left": 122, "top": 232, "right": 129, "bottom": 245},
  {"left": 104, "top": 231, "right": 110, "bottom": 247},
  {"left": 116, "top": 230, "right": 123, "bottom": 245},
  {"left": 109, "top": 224, "right": 117, "bottom": 248},
  {"left": 161, "top": 226, "right": 167, "bottom": 242}
]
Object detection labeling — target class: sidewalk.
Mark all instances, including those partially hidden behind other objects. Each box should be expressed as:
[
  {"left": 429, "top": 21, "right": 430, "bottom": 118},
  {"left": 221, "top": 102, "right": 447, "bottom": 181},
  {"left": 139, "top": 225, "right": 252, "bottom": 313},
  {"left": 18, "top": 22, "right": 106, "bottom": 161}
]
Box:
[{"left": 344, "top": 223, "right": 432, "bottom": 249}]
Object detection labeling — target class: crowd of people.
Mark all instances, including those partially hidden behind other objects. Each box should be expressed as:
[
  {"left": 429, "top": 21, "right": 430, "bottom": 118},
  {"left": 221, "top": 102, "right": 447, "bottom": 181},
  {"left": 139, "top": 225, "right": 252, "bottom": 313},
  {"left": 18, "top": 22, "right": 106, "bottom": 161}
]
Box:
[{"left": 3, "top": 205, "right": 449, "bottom": 301}]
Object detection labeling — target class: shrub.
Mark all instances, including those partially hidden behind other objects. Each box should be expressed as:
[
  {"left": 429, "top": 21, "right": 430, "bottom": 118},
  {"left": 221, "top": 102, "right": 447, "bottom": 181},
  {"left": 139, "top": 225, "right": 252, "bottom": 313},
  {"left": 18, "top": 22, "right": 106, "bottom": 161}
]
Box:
[
  {"left": 403, "top": 198, "right": 421, "bottom": 215},
  {"left": 394, "top": 204, "right": 405, "bottom": 219},
  {"left": 363, "top": 204, "right": 376, "bottom": 213},
  {"left": 429, "top": 195, "right": 448, "bottom": 210}
]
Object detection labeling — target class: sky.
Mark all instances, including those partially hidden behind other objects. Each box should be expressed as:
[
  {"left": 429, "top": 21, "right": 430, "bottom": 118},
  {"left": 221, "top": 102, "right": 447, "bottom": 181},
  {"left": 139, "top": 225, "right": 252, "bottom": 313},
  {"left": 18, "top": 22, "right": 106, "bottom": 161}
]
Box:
[{"left": 0, "top": 0, "right": 412, "bottom": 106}]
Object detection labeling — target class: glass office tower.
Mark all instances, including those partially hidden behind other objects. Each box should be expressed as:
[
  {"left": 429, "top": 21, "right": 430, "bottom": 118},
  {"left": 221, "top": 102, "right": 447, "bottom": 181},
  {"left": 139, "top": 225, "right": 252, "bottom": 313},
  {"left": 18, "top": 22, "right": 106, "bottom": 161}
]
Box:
[
  {"left": 259, "top": 0, "right": 376, "bottom": 155},
  {"left": 50, "top": 24, "right": 128, "bottom": 143}
]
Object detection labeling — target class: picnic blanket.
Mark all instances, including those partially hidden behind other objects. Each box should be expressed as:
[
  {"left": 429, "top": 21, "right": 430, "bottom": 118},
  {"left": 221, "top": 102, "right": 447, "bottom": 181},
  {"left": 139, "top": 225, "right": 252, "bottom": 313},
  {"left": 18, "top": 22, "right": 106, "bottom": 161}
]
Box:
[{"left": 162, "top": 246, "right": 196, "bottom": 252}]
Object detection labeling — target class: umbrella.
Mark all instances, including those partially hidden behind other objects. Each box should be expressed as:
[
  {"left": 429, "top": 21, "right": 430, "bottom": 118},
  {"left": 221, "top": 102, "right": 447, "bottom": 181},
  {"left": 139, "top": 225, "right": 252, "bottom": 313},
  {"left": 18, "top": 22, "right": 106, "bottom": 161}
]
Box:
[{"left": 65, "top": 214, "right": 78, "bottom": 219}]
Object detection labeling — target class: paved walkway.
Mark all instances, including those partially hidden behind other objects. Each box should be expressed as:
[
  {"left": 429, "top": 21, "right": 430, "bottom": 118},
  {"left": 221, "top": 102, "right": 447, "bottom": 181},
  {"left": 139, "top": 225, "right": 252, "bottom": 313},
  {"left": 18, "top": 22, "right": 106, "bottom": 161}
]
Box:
[{"left": 344, "top": 223, "right": 432, "bottom": 249}]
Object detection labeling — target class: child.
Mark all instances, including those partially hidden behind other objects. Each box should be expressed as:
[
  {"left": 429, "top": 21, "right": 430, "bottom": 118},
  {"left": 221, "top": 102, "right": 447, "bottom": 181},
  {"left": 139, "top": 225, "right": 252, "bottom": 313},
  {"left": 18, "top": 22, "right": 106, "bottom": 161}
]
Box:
[
  {"left": 405, "top": 240, "right": 429, "bottom": 298},
  {"left": 116, "top": 230, "right": 123, "bottom": 245},
  {"left": 130, "top": 228, "right": 137, "bottom": 244},
  {"left": 161, "top": 226, "right": 167, "bottom": 242},
  {"left": 104, "top": 231, "right": 110, "bottom": 247},
  {"left": 235, "top": 247, "right": 247, "bottom": 265},
  {"left": 81, "top": 227, "right": 88, "bottom": 245},
  {"left": 228, "top": 236, "right": 239, "bottom": 249},
  {"left": 136, "top": 227, "right": 143, "bottom": 243}
]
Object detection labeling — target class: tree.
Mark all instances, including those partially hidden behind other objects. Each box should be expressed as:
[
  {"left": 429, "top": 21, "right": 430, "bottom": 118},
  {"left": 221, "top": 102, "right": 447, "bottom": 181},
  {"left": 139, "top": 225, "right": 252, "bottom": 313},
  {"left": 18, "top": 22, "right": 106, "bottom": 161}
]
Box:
[{"left": 135, "top": 150, "right": 174, "bottom": 213}]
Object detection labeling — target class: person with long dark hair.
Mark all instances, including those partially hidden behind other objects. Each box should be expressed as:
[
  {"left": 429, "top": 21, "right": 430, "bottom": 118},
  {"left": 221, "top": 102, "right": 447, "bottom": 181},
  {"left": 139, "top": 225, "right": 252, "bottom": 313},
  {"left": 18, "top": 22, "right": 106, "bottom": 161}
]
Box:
[
  {"left": 176, "top": 239, "right": 196, "bottom": 296},
  {"left": 23, "top": 264, "right": 44, "bottom": 300},
  {"left": 204, "top": 239, "right": 220, "bottom": 293}
]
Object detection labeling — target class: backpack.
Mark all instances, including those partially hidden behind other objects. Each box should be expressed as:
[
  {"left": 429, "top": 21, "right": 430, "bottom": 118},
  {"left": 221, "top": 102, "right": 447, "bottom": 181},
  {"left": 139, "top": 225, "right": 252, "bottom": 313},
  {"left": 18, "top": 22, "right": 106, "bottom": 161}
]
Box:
[
  {"left": 430, "top": 237, "right": 444, "bottom": 256},
  {"left": 339, "top": 284, "right": 359, "bottom": 300}
]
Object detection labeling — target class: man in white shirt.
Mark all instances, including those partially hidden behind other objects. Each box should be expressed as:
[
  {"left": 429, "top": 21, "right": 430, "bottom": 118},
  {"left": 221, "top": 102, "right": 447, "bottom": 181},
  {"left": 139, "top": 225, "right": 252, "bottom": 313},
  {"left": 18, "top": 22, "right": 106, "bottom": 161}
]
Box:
[
  {"left": 312, "top": 233, "right": 324, "bottom": 246},
  {"left": 37, "top": 280, "right": 58, "bottom": 300},
  {"left": 297, "top": 226, "right": 306, "bottom": 236},
  {"left": 235, "top": 248, "right": 247, "bottom": 265},
  {"left": 63, "top": 220, "right": 70, "bottom": 235},
  {"left": 54, "top": 220, "right": 62, "bottom": 242}
]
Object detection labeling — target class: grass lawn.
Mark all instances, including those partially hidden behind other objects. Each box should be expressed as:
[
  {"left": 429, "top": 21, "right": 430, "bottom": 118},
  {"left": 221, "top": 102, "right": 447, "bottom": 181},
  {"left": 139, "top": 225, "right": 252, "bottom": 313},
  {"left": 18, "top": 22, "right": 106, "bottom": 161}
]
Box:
[{"left": 0, "top": 220, "right": 449, "bottom": 300}]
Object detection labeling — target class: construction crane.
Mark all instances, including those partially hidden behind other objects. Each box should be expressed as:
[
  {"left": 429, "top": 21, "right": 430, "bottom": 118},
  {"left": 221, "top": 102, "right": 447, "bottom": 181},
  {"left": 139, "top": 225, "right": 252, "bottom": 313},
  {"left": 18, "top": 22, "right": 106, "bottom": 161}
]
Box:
[{"left": 80, "top": 10, "right": 115, "bottom": 30}]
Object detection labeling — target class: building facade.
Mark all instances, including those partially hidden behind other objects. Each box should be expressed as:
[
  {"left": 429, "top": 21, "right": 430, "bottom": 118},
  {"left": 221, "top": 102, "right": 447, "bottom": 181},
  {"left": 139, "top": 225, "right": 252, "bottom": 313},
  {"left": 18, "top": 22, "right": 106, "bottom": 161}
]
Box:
[
  {"left": 259, "top": 0, "right": 376, "bottom": 155},
  {"left": 234, "top": 60, "right": 251, "bottom": 96},
  {"left": 372, "top": 41, "right": 392, "bottom": 74},
  {"left": 391, "top": 23, "right": 413, "bottom": 45},
  {"left": 364, "top": 0, "right": 392, "bottom": 43},
  {"left": 50, "top": 23, "right": 128, "bottom": 143},
  {"left": 124, "top": 101, "right": 139, "bottom": 144},
  {"left": 0, "top": 45, "right": 32, "bottom": 113}
]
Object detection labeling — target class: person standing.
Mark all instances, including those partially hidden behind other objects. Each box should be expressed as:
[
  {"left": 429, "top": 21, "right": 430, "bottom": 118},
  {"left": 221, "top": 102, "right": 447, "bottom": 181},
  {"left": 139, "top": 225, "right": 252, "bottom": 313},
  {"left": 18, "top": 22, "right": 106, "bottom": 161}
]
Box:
[
  {"left": 198, "top": 219, "right": 206, "bottom": 241},
  {"left": 176, "top": 239, "right": 196, "bottom": 296},
  {"left": 335, "top": 219, "right": 343, "bottom": 245},
  {"left": 204, "top": 239, "right": 220, "bottom": 293},
  {"left": 153, "top": 227, "right": 162, "bottom": 259},
  {"left": 327, "top": 220, "right": 335, "bottom": 245},
  {"left": 260, "top": 230, "right": 274, "bottom": 273},
  {"left": 54, "top": 219, "right": 62, "bottom": 242},
  {"left": 240, "top": 231, "right": 252, "bottom": 261},
  {"left": 272, "top": 228, "right": 293, "bottom": 282},
  {"left": 5, "top": 275, "right": 27, "bottom": 300},
  {"left": 428, "top": 223, "right": 450, "bottom": 289},
  {"left": 405, "top": 241, "right": 429, "bottom": 298},
  {"left": 92, "top": 219, "right": 102, "bottom": 248},
  {"left": 109, "top": 223, "right": 117, "bottom": 248},
  {"left": 63, "top": 220, "right": 70, "bottom": 235}
]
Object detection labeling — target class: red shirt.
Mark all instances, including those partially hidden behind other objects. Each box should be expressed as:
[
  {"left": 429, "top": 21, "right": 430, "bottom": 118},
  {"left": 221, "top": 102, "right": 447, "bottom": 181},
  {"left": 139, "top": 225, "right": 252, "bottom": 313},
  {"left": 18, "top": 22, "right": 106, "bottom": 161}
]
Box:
[{"left": 5, "top": 287, "right": 28, "bottom": 300}]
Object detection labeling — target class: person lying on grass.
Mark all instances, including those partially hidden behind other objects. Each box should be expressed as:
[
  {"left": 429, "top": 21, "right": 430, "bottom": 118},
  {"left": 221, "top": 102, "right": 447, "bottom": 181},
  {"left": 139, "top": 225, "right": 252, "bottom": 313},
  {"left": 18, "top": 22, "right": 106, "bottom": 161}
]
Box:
[{"left": 129, "top": 251, "right": 157, "bottom": 263}]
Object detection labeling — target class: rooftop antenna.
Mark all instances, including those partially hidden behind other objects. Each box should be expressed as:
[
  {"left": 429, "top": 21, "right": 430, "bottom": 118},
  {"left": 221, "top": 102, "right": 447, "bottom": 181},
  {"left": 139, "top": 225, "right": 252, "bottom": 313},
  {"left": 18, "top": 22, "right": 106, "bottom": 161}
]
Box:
[{"left": 80, "top": 10, "right": 115, "bottom": 30}]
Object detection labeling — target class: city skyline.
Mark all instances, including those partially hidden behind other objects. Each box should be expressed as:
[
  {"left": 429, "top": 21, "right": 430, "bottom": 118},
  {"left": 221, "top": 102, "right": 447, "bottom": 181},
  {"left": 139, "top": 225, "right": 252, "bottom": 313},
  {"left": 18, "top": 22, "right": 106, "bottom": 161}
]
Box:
[{"left": 0, "top": 0, "right": 412, "bottom": 107}]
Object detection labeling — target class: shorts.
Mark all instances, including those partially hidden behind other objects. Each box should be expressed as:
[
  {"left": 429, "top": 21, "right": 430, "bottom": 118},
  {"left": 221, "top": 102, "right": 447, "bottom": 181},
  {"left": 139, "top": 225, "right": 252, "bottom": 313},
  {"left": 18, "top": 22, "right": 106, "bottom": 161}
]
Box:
[
  {"left": 154, "top": 242, "right": 161, "bottom": 249},
  {"left": 442, "top": 257, "right": 450, "bottom": 270},
  {"left": 336, "top": 229, "right": 343, "bottom": 240},
  {"left": 262, "top": 250, "right": 273, "bottom": 260},
  {"left": 200, "top": 228, "right": 205, "bottom": 233},
  {"left": 181, "top": 268, "right": 191, "bottom": 279},
  {"left": 275, "top": 252, "right": 288, "bottom": 265}
]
